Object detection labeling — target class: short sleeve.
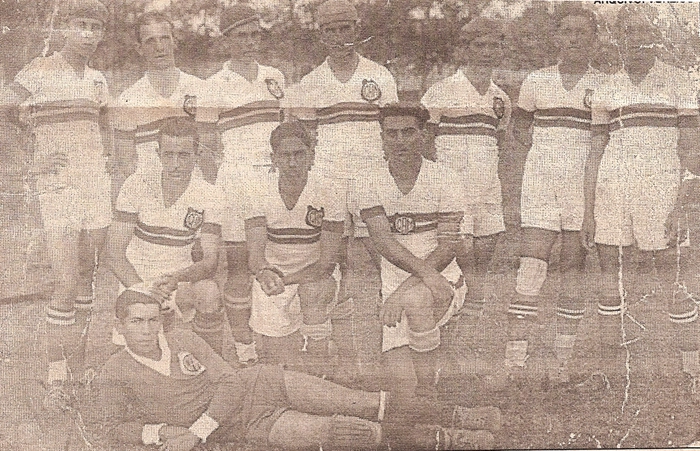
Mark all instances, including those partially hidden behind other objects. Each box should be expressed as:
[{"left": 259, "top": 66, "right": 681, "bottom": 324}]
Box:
[
  {"left": 379, "top": 66, "right": 399, "bottom": 106},
  {"left": 590, "top": 85, "right": 611, "bottom": 126},
  {"left": 196, "top": 77, "right": 221, "bottom": 124},
  {"left": 673, "top": 68, "right": 698, "bottom": 116},
  {"left": 203, "top": 184, "right": 225, "bottom": 227},
  {"left": 316, "top": 177, "right": 346, "bottom": 223},
  {"left": 115, "top": 174, "right": 142, "bottom": 216},
  {"left": 421, "top": 83, "right": 444, "bottom": 124},
  {"left": 14, "top": 57, "right": 45, "bottom": 95},
  {"left": 516, "top": 73, "right": 537, "bottom": 112}
]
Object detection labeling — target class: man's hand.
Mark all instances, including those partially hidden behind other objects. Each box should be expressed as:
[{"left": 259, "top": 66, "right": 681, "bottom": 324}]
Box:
[
  {"left": 159, "top": 430, "right": 200, "bottom": 451},
  {"left": 665, "top": 204, "right": 687, "bottom": 246},
  {"left": 32, "top": 152, "right": 68, "bottom": 175},
  {"left": 380, "top": 295, "right": 404, "bottom": 327},
  {"left": 421, "top": 271, "right": 453, "bottom": 305},
  {"left": 580, "top": 213, "right": 596, "bottom": 250},
  {"left": 257, "top": 269, "right": 284, "bottom": 296},
  {"left": 153, "top": 273, "right": 179, "bottom": 294}
]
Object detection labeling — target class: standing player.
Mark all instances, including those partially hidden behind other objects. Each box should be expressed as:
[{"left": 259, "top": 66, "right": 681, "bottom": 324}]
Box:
[
  {"left": 583, "top": 5, "right": 700, "bottom": 389},
  {"left": 199, "top": 4, "right": 286, "bottom": 365},
  {"left": 244, "top": 122, "right": 347, "bottom": 377},
  {"left": 106, "top": 118, "right": 225, "bottom": 356},
  {"left": 112, "top": 11, "right": 211, "bottom": 182},
  {"left": 354, "top": 103, "right": 465, "bottom": 399},
  {"left": 420, "top": 17, "right": 510, "bottom": 346},
  {"left": 0, "top": 0, "right": 112, "bottom": 409},
  {"left": 508, "top": 4, "right": 604, "bottom": 382}
]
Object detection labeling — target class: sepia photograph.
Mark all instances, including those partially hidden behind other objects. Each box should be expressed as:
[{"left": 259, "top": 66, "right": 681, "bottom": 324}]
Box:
[{"left": 2, "top": 0, "right": 700, "bottom": 449}]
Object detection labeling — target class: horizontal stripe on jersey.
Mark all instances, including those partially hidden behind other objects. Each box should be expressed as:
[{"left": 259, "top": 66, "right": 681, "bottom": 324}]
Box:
[
  {"left": 388, "top": 212, "right": 438, "bottom": 235},
  {"left": 608, "top": 105, "right": 679, "bottom": 132},
  {"left": 135, "top": 221, "right": 196, "bottom": 247},
  {"left": 267, "top": 226, "right": 321, "bottom": 245},
  {"left": 134, "top": 120, "right": 160, "bottom": 144},
  {"left": 29, "top": 99, "right": 101, "bottom": 126},
  {"left": 533, "top": 108, "right": 591, "bottom": 131},
  {"left": 316, "top": 102, "right": 380, "bottom": 125},
  {"left": 217, "top": 100, "right": 281, "bottom": 132},
  {"left": 436, "top": 114, "right": 499, "bottom": 137}
]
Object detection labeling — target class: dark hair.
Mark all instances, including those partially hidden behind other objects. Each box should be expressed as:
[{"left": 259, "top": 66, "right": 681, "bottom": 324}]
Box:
[
  {"left": 135, "top": 11, "right": 175, "bottom": 44},
  {"left": 613, "top": 4, "right": 661, "bottom": 44},
  {"left": 459, "top": 17, "right": 504, "bottom": 47},
  {"left": 379, "top": 103, "right": 430, "bottom": 129},
  {"left": 552, "top": 3, "right": 598, "bottom": 34},
  {"left": 156, "top": 117, "right": 199, "bottom": 153},
  {"left": 115, "top": 289, "right": 161, "bottom": 320},
  {"left": 270, "top": 121, "right": 314, "bottom": 151}
]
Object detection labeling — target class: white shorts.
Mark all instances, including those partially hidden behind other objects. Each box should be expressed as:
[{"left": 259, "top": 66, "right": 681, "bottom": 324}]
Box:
[
  {"left": 594, "top": 144, "right": 680, "bottom": 250},
  {"left": 38, "top": 175, "right": 112, "bottom": 231},
  {"left": 217, "top": 164, "right": 272, "bottom": 242},
  {"left": 520, "top": 140, "right": 588, "bottom": 232},
  {"left": 461, "top": 202, "right": 505, "bottom": 237},
  {"left": 381, "top": 259, "right": 466, "bottom": 352}
]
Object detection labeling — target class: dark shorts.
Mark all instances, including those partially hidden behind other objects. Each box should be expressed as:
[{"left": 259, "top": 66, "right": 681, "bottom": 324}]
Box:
[{"left": 213, "top": 364, "right": 289, "bottom": 448}]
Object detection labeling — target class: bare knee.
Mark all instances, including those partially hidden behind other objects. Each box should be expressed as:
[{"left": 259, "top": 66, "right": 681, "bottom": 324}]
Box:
[
  {"left": 191, "top": 280, "right": 222, "bottom": 314},
  {"left": 402, "top": 285, "right": 439, "bottom": 333},
  {"left": 520, "top": 227, "right": 558, "bottom": 261}
]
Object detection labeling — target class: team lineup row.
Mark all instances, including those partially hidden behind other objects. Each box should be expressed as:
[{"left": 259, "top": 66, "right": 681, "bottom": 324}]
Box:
[{"left": 5, "top": 0, "right": 700, "bottom": 449}]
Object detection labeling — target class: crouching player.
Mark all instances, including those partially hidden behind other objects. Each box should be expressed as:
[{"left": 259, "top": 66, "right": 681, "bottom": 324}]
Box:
[
  {"left": 105, "top": 117, "right": 225, "bottom": 355},
  {"left": 91, "top": 288, "right": 499, "bottom": 450},
  {"left": 243, "top": 122, "right": 350, "bottom": 377},
  {"left": 354, "top": 103, "right": 467, "bottom": 398}
]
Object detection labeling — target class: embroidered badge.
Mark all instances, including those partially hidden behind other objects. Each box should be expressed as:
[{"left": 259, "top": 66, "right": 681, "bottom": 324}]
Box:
[
  {"left": 492, "top": 97, "right": 505, "bottom": 119},
  {"left": 361, "top": 79, "right": 382, "bottom": 102},
  {"left": 583, "top": 89, "right": 594, "bottom": 109},
  {"left": 392, "top": 215, "right": 416, "bottom": 235},
  {"left": 184, "top": 207, "right": 204, "bottom": 231},
  {"left": 183, "top": 95, "right": 197, "bottom": 117},
  {"left": 305, "top": 205, "right": 325, "bottom": 228},
  {"left": 177, "top": 351, "right": 205, "bottom": 376},
  {"left": 265, "top": 78, "right": 284, "bottom": 99}
]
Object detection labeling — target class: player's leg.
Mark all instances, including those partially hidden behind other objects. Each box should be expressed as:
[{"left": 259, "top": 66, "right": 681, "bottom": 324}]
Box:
[
  {"left": 298, "top": 276, "right": 337, "bottom": 377},
  {"left": 551, "top": 230, "right": 588, "bottom": 381},
  {"left": 224, "top": 242, "right": 257, "bottom": 364},
  {"left": 595, "top": 243, "right": 630, "bottom": 364},
  {"left": 187, "top": 279, "right": 226, "bottom": 356},
  {"left": 679, "top": 203, "right": 700, "bottom": 397},
  {"left": 507, "top": 227, "right": 557, "bottom": 371}
]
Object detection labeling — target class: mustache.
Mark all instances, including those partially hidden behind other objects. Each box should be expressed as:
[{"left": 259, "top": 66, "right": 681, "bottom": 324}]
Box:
[{"left": 322, "top": 35, "right": 373, "bottom": 49}]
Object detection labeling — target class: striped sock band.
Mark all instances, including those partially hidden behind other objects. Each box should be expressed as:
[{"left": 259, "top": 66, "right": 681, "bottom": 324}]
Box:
[
  {"left": 46, "top": 306, "right": 76, "bottom": 326},
  {"left": 597, "top": 301, "right": 622, "bottom": 317},
  {"left": 669, "top": 305, "right": 699, "bottom": 324},
  {"left": 75, "top": 295, "right": 95, "bottom": 310},
  {"left": 508, "top": 301, "right": 538, "bottom": 319}
]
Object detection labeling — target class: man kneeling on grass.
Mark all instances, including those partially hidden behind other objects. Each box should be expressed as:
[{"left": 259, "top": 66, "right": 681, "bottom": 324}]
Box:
[{"left": 90, "top": 289, "right": 501, "bottom": 450}]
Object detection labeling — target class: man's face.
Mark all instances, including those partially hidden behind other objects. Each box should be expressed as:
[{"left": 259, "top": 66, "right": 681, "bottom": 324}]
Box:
[
  {"left": 159, "top": 134, "right": 197, "bottom": 181},
  {"left": 138, "top": 22, "right": 176, "bottom": 70},
  {"left": 555, "top": 15, "right": 596, "bottom": 62},
  {"left": 381, "top": 115, "right": 424, "bottom": 163},
  {"left": 271, "top": 137, "right": 313, "bottom": 178},
  {"left": 63, "top": 17, "right": 104, "bottom": 58},
  {"left": 117, "top": 303, "right": 162, "bottom": 356},
  {"left": 319, "top": 20, "right": 357, "bottom": 58},
  {"left": 457, "top": 33, "right": 504, "bottom": 68},
  {"left": 621, "top": 20, "right": 657, "bottom": 66},
  {"left": 224, "top": 21, "right": 261, "bottom": 60}
]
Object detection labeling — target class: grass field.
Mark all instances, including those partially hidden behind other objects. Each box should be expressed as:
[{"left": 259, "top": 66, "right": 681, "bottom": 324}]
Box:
[{"left": 2, "top": 163, "right": 700, "bottom": 449}]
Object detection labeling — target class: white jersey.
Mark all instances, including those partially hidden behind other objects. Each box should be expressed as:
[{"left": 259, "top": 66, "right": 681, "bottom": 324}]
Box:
[
  {"left": 421, "top": 70, "right": 510, "bottom": 203},
  {"left": 286, "top": 55, "right": 398, "bottom": 176},
  {"left": 115, "top": 173, "right": 223, "bottom": 281},
  {"left": 591, "top": 59, "right": 698, "bottom": 171},
  {"left": 202, "top": 61, "right": 285, "bottom": 168},
  {"left": 243, "top": 170, "right": 345, "bottom": 276},
  {"left": 113, "top": 70, "right": 208, "bottom": 174},
  {"left": 15, "top": 52, "right": 110, "bottom": 193}
]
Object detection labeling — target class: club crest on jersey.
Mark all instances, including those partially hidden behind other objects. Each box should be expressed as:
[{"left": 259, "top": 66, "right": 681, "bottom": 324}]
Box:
[
  {"left": 361, "top": 79, "right": 382, "bottom": 102},
  {"left": 183, "top": 95, "right": 197, "bottom": 117},
  {"left": 583, "top": 89, "right": 594, "bottom": 109},
  {"left": 492, "top": 97, "right": 505, "bottom": 119},
  {"left": 265, "top": 78, "right": 284, "bottom": 99},
  {"left": 392, "top": 215, "right": 416, "bottom": 235},
  {"left": 177, "top": 351, "right": 205, "bottom": 376},
  {"left": 184, "top": 207, "right": 204, "bottom": 231},
  {"left": 305, "top": 205, "right": 325, "bottom": 228}
]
